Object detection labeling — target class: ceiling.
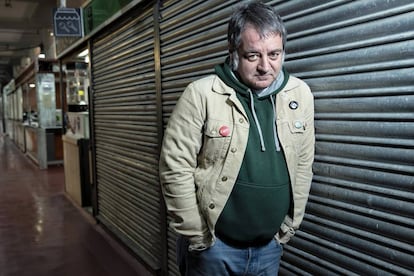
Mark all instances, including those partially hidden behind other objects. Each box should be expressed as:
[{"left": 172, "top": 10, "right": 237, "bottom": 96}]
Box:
[{"left": 0, "top": 0, "right": 59, "bottom": 86}]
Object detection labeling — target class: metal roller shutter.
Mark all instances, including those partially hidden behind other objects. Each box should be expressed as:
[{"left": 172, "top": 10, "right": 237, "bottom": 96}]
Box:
[
  {"left": 158, "top": 0, "right": 238, "bottom": 274},
  {"left": 90, "top": 2, "right": 162, "bottom": 271},
  {"left": 159, "top": 0, "right": 240, "bottom": 120},
  {"left": 272, "top": 0, "right": 414, "bottom": 275}
]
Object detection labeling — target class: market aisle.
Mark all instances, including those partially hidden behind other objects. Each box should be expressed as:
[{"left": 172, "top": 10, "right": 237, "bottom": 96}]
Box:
[{"left": 0, "top": 134, "right": 149, "bottom": 276}]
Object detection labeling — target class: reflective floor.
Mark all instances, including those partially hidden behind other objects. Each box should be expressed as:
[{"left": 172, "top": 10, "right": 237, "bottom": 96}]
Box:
[{"left": 0, "top": 133, "right": 150, "bottom": 276}]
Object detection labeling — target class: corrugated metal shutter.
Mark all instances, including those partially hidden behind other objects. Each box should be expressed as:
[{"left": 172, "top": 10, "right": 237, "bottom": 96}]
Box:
[
  {"left": 158, "top": 0, "right": 238, "bottom": 274},
  {"left": 90, "top": 2, "right": 162, "bottom": 271},
  {"left": 272, "top": 0, "right": 414, "bottom": 275}
]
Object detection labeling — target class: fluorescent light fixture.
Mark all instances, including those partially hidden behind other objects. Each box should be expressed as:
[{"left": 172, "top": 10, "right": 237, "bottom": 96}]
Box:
[
  {"left": 29, "top": 83, "right": 36, "bottom": 88},
  {"left": 38, "top": 53, "right": 46, "bottom": 59}
]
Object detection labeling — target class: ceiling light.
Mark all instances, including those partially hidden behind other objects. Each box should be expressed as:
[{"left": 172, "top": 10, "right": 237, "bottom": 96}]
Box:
[
  {"left": 38, "top": 43, "right": 45, "bottom": 59},
  {"left": 78, "top": 49, "right": 89, "bottom": 57}
]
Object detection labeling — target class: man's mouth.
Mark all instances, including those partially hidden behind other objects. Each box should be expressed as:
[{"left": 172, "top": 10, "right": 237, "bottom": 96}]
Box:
[{"left": 256, "top": 75, "right": 271, "bottom": 81}]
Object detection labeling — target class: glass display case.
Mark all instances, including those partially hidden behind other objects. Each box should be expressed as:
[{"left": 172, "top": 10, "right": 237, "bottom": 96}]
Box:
[{"left": 66, "top": 62, "right": 89, "bottom": 112}]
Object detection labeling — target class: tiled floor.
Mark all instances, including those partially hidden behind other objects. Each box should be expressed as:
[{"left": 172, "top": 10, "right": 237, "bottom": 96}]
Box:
[{"left": 0, "top": 133, "right": 151, "bottom": 276}]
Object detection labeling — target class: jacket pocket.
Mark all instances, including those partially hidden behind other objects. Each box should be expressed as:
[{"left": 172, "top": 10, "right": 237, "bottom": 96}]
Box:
[
  {"left": 288, "top": 119, "right": 306, "bottom": 134},
  {"left": 287, "top": 119, "right": 307, "bottom": 152},
  {"left": 200, "top": 120, "right": 232, "bottom": 164},
  {"left": 275, "top": 216, "right": 295, "bottom": 244}
]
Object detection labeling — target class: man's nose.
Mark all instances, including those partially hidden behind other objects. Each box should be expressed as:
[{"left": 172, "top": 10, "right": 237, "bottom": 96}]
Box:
[{"left": 257, "top": 57, "right": 270, "bottom": 72}]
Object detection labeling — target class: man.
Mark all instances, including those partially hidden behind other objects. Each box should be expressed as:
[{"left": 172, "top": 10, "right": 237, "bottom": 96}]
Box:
[{"left": 159, "top": 1, "right": 314, "bottom": 275}]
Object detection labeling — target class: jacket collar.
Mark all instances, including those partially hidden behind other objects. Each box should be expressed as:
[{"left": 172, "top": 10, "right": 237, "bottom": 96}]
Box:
[
  {"left": 212, "top": 74, "right": 234, "bottom": 95},
  {"left": 212, "top": 76, "right": 247, "bottom": 118},
  {"left": 281, "top": 74, "right": 300, "bottom": 93}
]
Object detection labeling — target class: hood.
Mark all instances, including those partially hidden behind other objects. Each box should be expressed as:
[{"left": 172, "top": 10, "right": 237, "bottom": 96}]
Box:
[
  {"left": 214, "top": 59, "right": 290, "bottom": 152},
  {"left": 214, "top": 59, "right": 290, "bottom": 98}
]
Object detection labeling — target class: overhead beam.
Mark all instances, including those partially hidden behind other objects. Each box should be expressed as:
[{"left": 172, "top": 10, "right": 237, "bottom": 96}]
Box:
[
  {"left": 0, "top": 39, "right": 43, "bottom": 48},
  {"left": 0, "top": 19, "right": 53, "bottom": 30}
]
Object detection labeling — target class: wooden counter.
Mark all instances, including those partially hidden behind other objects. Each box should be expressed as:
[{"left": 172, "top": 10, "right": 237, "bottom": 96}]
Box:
[{"left": 62, "top": 134, "right": 91, "bottom": 207}]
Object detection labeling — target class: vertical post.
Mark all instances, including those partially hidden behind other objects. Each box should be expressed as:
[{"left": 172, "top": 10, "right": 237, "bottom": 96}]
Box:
[
  {"left": 86, "top": 40, "right": 98, "bottom": 218},
  {"left": 153, "top": 1, "right": 168, "bottom": 275}
]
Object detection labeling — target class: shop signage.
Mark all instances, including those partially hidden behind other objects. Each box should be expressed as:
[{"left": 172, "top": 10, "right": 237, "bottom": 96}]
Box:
[{"left": 53, "top": 8, "right": 83, "bottom": 37}]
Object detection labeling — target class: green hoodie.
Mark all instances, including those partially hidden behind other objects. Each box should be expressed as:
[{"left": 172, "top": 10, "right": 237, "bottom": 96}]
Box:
[{"left": 214, "top": 62, "right": 291, "bottom": 247}]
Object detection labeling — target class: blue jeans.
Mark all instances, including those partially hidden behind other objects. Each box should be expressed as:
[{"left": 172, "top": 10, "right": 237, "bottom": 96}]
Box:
[{"left": 177, "top": 236, "right": 283, "bottom": 275}]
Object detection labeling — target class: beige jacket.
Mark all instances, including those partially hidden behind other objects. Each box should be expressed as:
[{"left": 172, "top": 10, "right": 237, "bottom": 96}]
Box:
[{"left": 159, "top": 73, "right": 314, "bottom": 250}]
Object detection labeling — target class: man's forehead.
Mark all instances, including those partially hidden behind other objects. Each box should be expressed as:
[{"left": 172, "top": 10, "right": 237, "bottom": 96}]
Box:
[
  {"left": 239, "top": 32, "right": 283, "bottom": 51},
  {"left": 242, "top": 24, "right": 281, "bottom": 38}
]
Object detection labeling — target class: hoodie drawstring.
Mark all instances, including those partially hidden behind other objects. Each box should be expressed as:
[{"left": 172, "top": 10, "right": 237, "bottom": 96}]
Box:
[
  {"left": 248, "top": 90, "right": 266, "bottom": 152},
  {"left": 270, "top": 95, "right": 281, "bottom": 151},
  {"left": 248, "top": 90, "right": 281, "bottom": 152}
]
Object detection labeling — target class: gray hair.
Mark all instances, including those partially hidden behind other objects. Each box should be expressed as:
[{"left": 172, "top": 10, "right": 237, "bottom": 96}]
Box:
[{"left": 228, "top": 1, "right": 287, "bottom": 70}]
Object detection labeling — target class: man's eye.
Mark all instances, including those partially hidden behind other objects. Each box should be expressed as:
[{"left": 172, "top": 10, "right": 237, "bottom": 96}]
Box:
[
  {"left": 269, "top": 52, "right": 281, "bottom": 60},
  {"left": 246, "top": 54, "right": 259, "bottom": 61}
]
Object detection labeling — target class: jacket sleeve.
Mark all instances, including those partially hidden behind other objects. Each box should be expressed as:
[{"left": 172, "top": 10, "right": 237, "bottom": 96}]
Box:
[
  {"left": 277, "top": 81, "right": 315, "bottom": 244},
  {"left": 159, "top": 82, "right": 211, "bottom": 249}
]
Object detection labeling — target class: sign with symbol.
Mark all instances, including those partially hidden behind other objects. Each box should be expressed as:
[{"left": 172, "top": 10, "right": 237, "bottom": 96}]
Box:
[{"left": 53, "top": 8, "right": 83, "bottom": 37}]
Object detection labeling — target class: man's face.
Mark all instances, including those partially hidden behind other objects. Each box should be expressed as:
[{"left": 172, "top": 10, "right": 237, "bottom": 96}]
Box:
[{"left": 235, "top": 25, "right": 284, "bottom": 90}]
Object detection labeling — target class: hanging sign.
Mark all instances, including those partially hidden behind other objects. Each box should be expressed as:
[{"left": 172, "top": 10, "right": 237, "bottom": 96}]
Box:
[{"left": 53, "top": 8, "right": 83, "bottom": 37}]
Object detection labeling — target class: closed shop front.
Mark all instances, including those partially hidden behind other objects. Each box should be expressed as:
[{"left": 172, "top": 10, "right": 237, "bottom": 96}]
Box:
[{"left": 90, "top": 1, "right": 162, "bottom": 272}]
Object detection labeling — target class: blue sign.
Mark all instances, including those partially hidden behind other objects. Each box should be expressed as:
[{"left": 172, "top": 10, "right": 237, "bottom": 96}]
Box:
[{"left": 53, "top": 8, "right": 83, "bottom": 37}]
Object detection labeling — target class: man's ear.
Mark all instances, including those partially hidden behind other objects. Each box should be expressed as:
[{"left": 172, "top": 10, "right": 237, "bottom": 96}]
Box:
[
  {"left": 228, "top": 42, "right": 234, "bottom": 56},
  {"left": 228, "top": 51, "right": 236, "bottom": 71}
]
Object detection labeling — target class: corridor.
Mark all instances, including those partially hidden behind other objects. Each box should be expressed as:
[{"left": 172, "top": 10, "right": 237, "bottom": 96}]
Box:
[{"left": 0, "top": 133, "right": 150, "bottom": 276}]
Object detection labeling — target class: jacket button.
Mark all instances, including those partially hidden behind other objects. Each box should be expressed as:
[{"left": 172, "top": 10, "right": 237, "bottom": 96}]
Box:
[
  {"left": 221, "top": 176, "right": 228, "bottom": 181},
  {"left": 209, "top": 203, "right": 215, "bottom": 209},
  {"left": 239, "top": 118, "right": 244, "bottom": 123},
  {"left": 231, "top": 147, "right": 237, "bottom": 153}
]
